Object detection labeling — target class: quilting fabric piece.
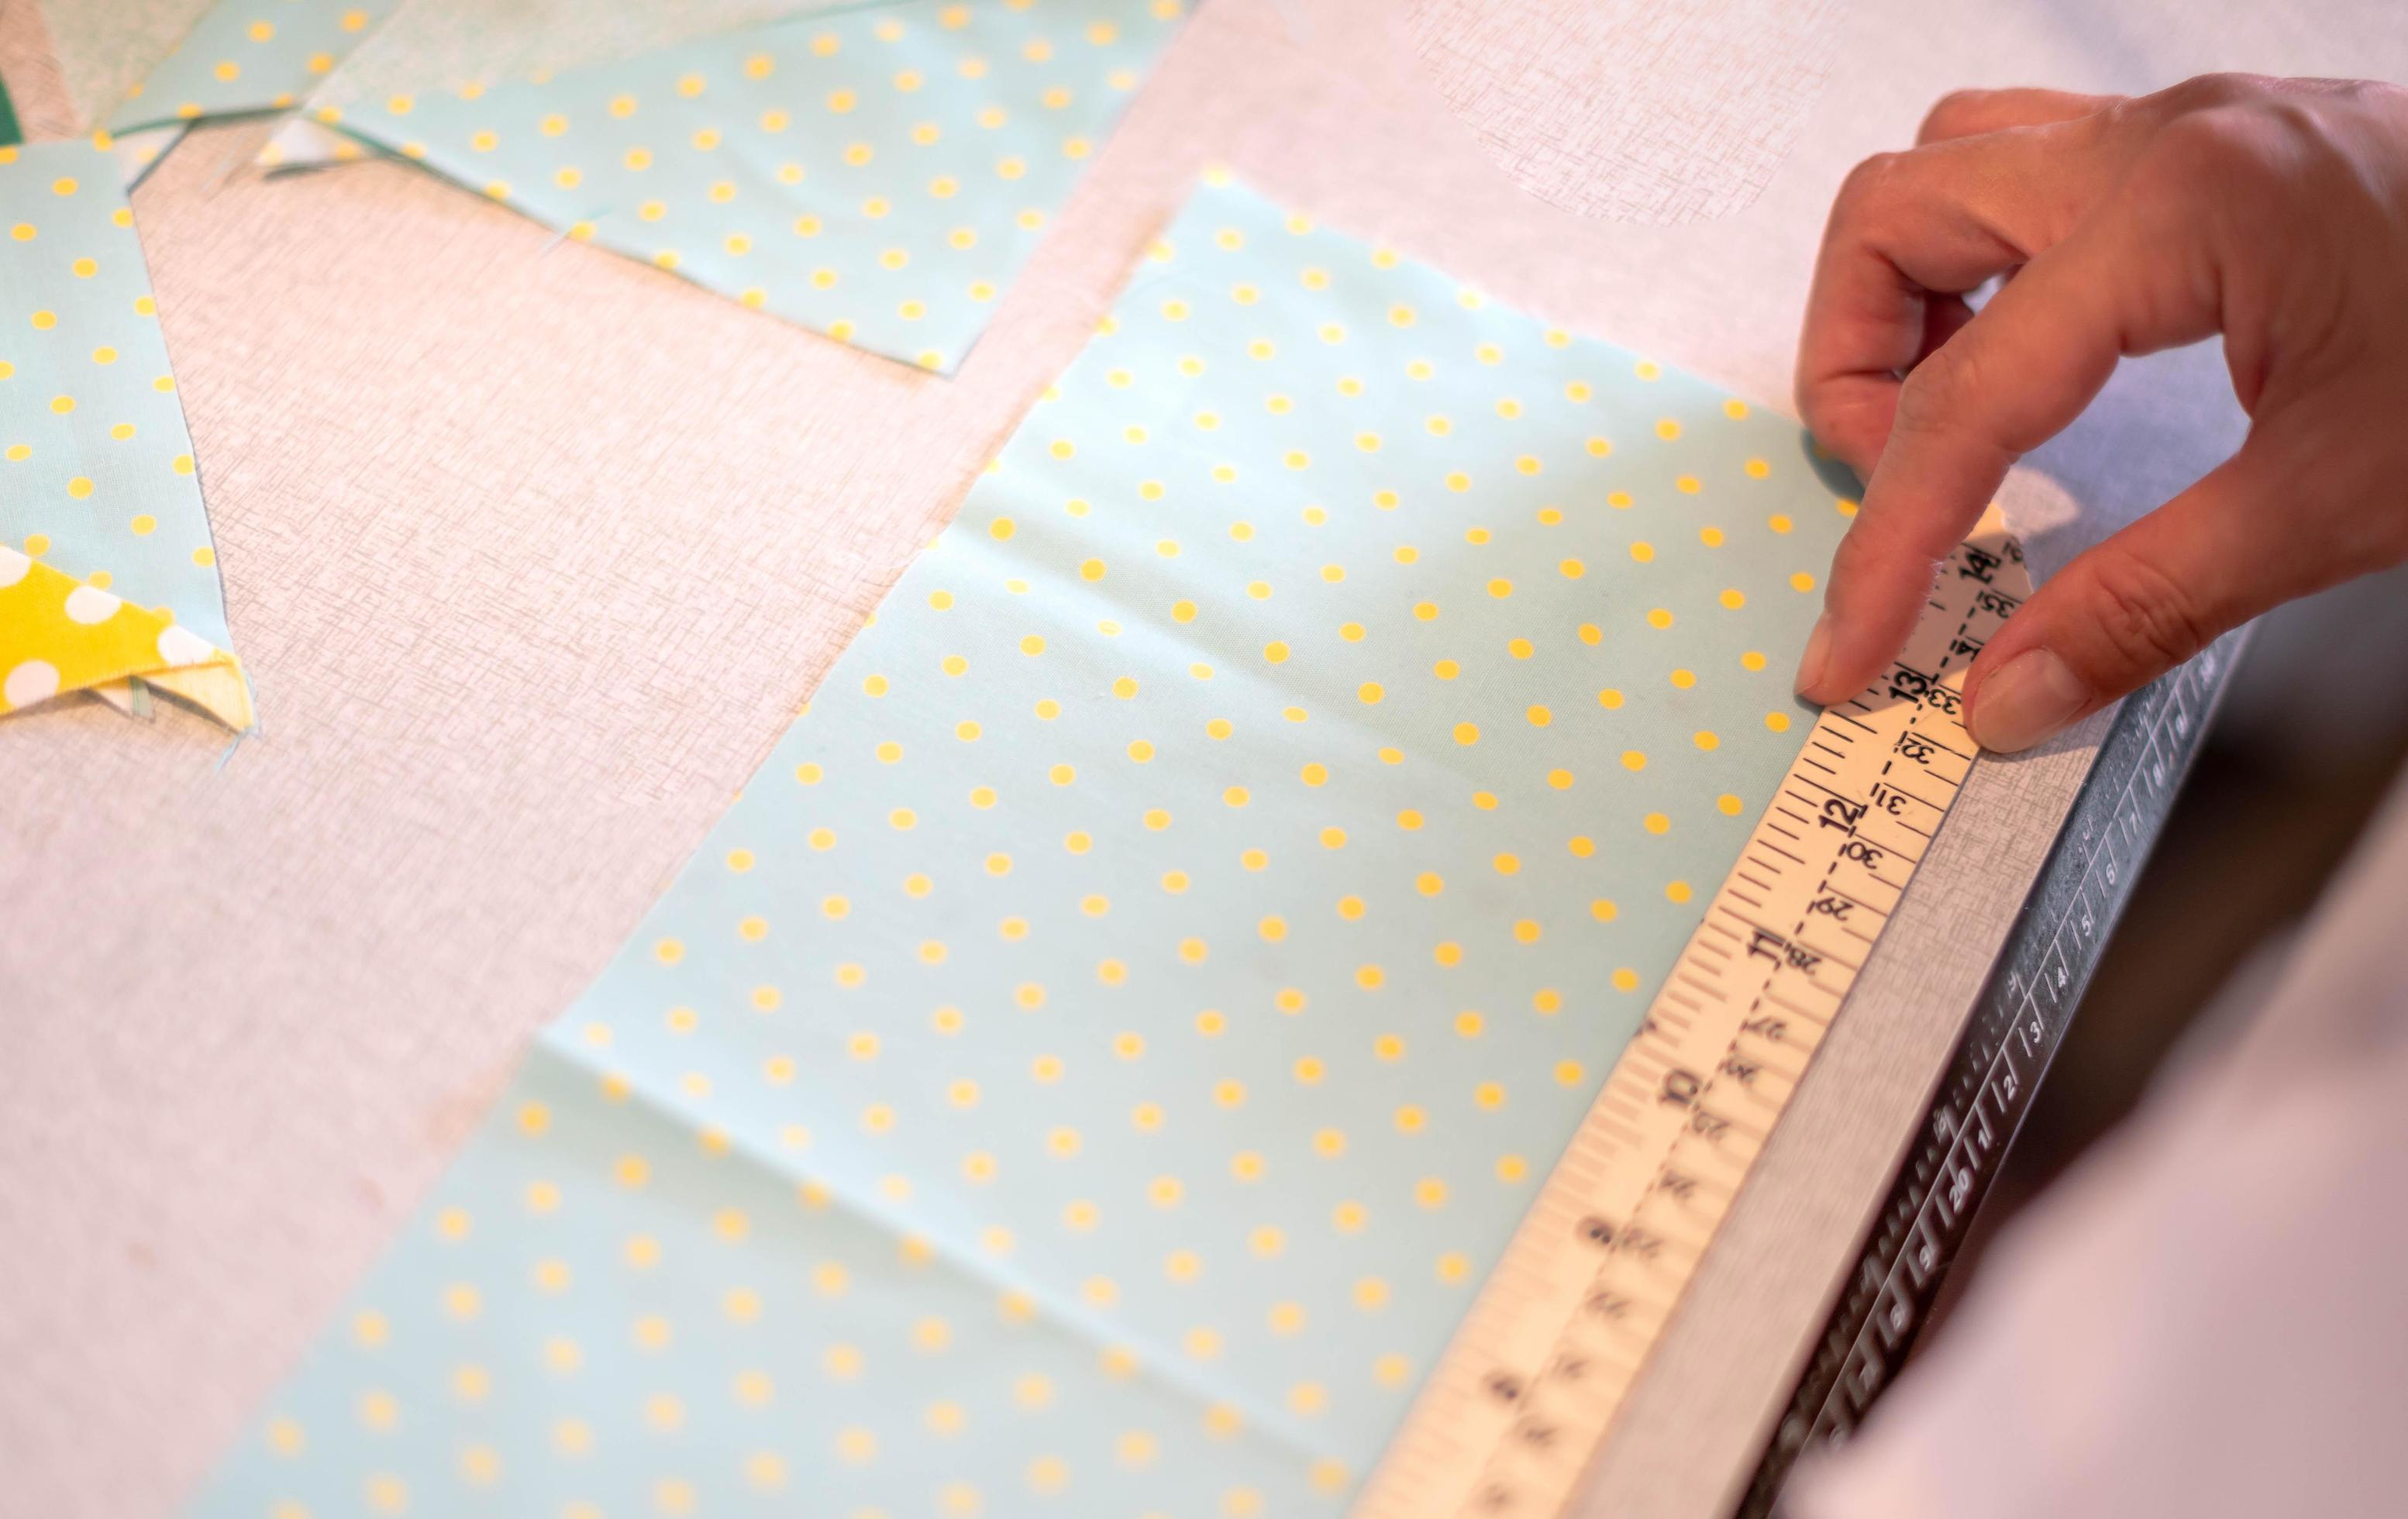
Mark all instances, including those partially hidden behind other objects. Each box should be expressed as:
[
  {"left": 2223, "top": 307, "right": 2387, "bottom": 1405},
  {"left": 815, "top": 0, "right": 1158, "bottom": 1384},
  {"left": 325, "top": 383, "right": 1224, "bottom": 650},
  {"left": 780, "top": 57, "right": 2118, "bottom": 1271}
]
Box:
[
  {"left": 190, "top": 177, "right": 1855, "bottom": 1514},
  {"left": 281, "top": 0, "right": 1192, "bottom": 371},
  {"left": 254, "top": 0, "right": 840, "bottom": 169},
  {"left": 254, "top": 0, "right": 853, "bottom": 170},
  {"left": 0, "top": 136, "right": 248, "bottom": 726},
  {"left": 106, "top": 0, "right": 401, "bottom": 133}
]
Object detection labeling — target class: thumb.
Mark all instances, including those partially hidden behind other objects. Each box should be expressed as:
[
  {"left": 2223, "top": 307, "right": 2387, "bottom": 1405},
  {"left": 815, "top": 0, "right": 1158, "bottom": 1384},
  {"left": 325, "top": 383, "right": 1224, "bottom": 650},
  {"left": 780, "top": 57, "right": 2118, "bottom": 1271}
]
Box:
[{"left": 1962, "top": 439, "right": 2293, "bottom": 750}]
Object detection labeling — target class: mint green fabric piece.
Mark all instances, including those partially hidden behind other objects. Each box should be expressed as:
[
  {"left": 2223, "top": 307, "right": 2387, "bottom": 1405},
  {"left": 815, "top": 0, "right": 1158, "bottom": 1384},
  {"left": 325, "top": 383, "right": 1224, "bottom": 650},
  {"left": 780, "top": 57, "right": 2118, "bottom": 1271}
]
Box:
[
  {"left": 195, "top": 1042, "right": 1337, "bottom": 1518},
  {"left": 252, "top": 0, "right": 865, "bottom": 171},
  {"left": 296, "top": 0, "right": 850, "bottom": 111},
  {"left": 1, "top": 136, "right": 235, "bottom": 653},
  {"left": 190, "top": 178, "right": 1855, "bottom": 1516},
  {"left": 317, "top": 0, "right": 1190, "bottom": 371},
  {"left": 107, "top": 0, "right": 401, "bottom": 133}
]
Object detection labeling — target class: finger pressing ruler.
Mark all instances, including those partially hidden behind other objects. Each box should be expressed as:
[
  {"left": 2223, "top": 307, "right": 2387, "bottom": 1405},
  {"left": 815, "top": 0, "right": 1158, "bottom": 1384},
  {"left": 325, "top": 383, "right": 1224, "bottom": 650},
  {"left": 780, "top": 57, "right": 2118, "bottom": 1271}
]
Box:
[{"left": 1356, "top": 508, "right": 2031, "bottom": 1519}]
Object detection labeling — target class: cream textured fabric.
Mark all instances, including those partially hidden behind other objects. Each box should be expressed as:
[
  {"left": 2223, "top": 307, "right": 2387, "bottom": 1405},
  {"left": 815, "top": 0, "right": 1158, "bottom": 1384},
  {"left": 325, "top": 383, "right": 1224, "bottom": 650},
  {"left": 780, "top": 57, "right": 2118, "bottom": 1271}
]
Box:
[{"left": 1407, "top": 0, "right": 1844, "bottom": 224}]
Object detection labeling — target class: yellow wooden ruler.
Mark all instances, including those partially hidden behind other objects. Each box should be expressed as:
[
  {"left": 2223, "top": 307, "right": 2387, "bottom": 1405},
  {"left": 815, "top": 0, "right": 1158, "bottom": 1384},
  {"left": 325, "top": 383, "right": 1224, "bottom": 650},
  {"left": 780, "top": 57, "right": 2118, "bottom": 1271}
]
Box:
[{"left": 1358, "top": 508, "right": 2031, "bottom": 1518}]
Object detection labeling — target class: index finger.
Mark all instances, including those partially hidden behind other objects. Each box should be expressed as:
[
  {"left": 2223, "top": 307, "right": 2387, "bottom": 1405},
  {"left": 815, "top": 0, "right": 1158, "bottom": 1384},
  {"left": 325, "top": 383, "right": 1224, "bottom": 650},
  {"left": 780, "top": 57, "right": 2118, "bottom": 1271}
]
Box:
[
  {"left": 1794, "top": 176, "right": 2227, "bottom": 705},
  {"left": 1795, "top": 107, "right": 2124, "bottom": 476}
]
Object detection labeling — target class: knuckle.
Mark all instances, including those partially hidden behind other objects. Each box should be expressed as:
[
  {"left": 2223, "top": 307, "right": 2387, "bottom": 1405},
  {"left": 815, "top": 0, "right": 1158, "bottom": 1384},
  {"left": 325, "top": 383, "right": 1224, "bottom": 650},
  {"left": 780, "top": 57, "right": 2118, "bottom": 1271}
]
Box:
[
  {"left": 2128, "top": 104, "right": 2304, "bottom": 226},
  {"left": 1828, "top": 525, "right": 1882, "bottom": 586},
  {"left": 2313, "top": 76, "right": 2384, "bottom": 108},
  {"left": 2098, "top": 88, "right": 2185, "bottom": 152},
  {"left": 1893, "top": 341, "right": 1978, "bottom": 436},
  {"left": 2078, "top": 549, "right": 2215, "bottom": 676},
  {"left": 1835, "top": 150, "right": 1908, "bottom": 215},
  {"left": 2152, "top": 105, "right": 2282, "bottom": 178},
  {"left": 2149, "top": 72, "right": 2276, "bottom": 119},
  {"left": 1828, "top": 532, "right": 1948, "bottom": 660},
  {"left": 1917, "top": 89, "right": 1993, "bottom": 143},
  {"left": 2348, "top": 77, "right": 2408, "bottom": 123},
  {"left": 1829, "top": 515, "right": 1938, "bottom": 591}
]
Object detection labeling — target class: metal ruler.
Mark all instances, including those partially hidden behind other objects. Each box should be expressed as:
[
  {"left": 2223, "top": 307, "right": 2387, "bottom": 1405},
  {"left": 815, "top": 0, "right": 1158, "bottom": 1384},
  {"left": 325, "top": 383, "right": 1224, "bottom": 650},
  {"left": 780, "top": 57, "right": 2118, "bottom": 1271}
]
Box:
[
  {"left": 1736, "top": 622, "right": 2242, "bottom": 1516},
  {"left": 1356, "top": 512, "right": 2033, "bottom": 1519}
]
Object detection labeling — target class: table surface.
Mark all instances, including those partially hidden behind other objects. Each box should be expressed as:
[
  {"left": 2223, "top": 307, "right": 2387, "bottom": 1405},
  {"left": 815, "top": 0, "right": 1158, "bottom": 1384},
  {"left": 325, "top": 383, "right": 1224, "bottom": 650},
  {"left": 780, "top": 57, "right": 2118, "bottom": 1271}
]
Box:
[{"left": 2, "top": 2, "right": 2397, "bottom": 1516}]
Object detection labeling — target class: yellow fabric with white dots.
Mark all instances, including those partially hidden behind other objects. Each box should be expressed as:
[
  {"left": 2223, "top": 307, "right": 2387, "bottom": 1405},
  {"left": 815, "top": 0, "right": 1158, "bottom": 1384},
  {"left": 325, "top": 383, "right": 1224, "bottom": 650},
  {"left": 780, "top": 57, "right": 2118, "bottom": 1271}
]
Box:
[
  {"left": 190, "top": 177, "right": 1856, "bottom": 1516},
  {"left": 1, "top": 137, "right": 249, "bottom": 728}
]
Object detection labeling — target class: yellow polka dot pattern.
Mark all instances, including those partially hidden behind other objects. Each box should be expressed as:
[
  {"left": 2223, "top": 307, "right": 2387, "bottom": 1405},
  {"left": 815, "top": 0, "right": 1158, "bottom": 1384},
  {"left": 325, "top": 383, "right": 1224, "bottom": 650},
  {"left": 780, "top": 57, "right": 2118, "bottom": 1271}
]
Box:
[
  {"left": 192, "top": 1045, "right": 1339, "bottom": 1517},
  {"left": 0, "top": 139, "right": 250, "bottom": 729},
  {"left": 191, "top": 179, "right": 1854, "bottom": 1515},
  {"left": 303, "top": 0, "right": 1188, "bottom": 372},
  {"left": 106, "top": 0, "right": 401, "bottom": 133}
]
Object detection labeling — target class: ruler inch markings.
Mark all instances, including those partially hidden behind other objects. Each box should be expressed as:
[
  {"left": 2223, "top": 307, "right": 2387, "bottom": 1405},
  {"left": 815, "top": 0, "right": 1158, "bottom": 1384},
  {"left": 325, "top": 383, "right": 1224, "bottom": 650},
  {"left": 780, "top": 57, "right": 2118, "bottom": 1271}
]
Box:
[{"left": 1356, "top": 514, "right": 2028, "bottom": 1519}]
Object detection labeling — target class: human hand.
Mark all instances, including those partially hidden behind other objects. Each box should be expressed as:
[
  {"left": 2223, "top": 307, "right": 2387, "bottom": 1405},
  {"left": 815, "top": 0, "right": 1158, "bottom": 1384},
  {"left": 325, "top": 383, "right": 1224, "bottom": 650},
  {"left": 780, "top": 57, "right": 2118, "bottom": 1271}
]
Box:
[{"left": 1792, "top": 75, "right": 2408, "bottom": 751}]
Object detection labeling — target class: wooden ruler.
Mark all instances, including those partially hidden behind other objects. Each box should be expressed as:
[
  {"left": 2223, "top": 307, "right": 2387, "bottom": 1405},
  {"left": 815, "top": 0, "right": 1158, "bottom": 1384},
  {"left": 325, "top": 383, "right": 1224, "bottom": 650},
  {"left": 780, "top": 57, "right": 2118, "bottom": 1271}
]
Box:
[{"left": 1356, "top": 510, "right": 2031, "bottom": 1519}]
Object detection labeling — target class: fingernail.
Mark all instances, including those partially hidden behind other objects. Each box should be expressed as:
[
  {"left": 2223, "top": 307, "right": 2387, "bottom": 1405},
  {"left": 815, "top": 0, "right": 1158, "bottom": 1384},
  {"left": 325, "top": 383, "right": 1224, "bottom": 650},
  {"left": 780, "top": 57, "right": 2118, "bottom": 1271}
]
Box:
[
  {"left": 1793, "top": 614, "right": 1834, "bottom": 700},
  {"left": 1969, "top": 649, "right": 2089, "bottom": 753}
]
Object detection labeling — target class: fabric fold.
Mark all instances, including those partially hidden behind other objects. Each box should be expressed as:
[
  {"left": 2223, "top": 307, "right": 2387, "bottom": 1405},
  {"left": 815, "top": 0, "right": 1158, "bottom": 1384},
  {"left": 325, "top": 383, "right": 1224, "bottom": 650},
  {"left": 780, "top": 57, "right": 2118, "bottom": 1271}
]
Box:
[{"left": 529, "top": 1017, "right": 1351, "bottom": 1474}]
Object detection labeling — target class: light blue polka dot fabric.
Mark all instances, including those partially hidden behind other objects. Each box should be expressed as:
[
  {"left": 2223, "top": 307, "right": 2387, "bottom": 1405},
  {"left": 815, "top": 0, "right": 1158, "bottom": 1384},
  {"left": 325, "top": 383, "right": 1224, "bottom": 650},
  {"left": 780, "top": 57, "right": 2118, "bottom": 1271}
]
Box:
[
  {"left": 1, "top": 136, "right": 235, "bottom": 652},
  {"left": 312, "top": 0, "right": 1190, "bottom": 372},
  {"left": 109, "top": 0, "right": 402, "bottom": 133},
  {"left": 190, "top": 177, "right": 1857, "bottom": 1517}
]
